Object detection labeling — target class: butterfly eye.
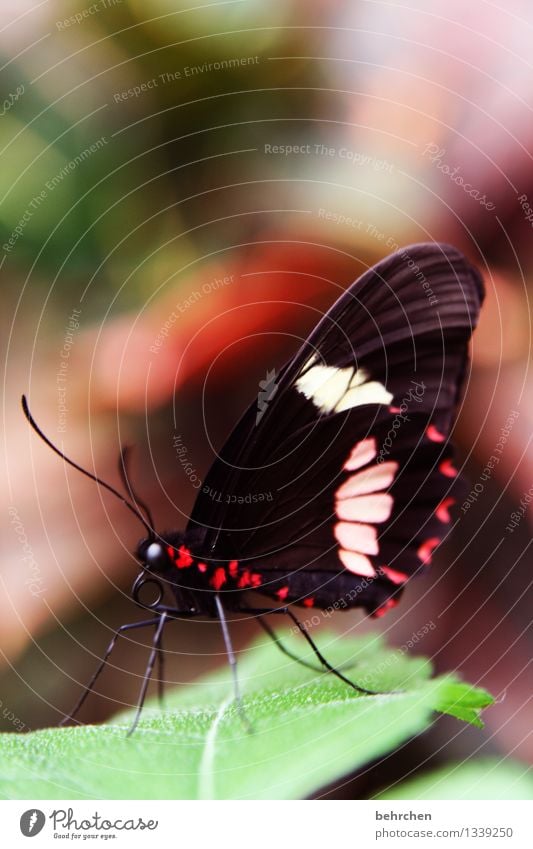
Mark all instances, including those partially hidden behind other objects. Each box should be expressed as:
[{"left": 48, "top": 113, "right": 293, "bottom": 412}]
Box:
[{"left": 143, "top": 542, "right": 168, "bottom": 572}]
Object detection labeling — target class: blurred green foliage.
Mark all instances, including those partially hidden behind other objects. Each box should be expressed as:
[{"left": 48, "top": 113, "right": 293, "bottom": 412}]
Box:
[{"left": 1, "top": 0, "right": 325, "bottom": 310}]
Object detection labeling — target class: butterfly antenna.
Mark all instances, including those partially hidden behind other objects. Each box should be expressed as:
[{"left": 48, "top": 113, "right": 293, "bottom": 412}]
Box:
[
  {"left": 119, "top": 445, "right": 156, "bottom": 533},
  {"left": 21, "top": 395, "right": 155, "bottom": 539}
]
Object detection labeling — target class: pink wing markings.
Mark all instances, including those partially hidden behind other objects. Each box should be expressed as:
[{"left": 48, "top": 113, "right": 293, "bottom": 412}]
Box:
[{"left": 335, "top": 440, "right": 399, "bottom": 578}]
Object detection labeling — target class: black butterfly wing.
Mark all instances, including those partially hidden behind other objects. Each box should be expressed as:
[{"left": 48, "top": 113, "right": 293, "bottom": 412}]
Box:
[{"left": 187, "top": 243, "right": 484, "bottom": 615}]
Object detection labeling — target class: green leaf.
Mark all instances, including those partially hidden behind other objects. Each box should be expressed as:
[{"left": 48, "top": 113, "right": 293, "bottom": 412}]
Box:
[
  {"left": 0, "top": 632, "right": 493, "bottom": 800},
  {"left": 431, "top": 679, "right": 494, "bottom": 728},
  {"left": 377, "top": 758, "right": 533, "bottom": 800}
]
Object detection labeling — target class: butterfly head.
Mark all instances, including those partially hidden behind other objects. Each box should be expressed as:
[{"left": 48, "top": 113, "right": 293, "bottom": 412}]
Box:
[
  {"left": 138, "top": 539, "right": 171, "bottom": 574},
  {"left": 131, "top": 536, "right": 180, "bottom": 610},
  {"left": 136, "top": 530, "right": 193, "bottom": 575}
]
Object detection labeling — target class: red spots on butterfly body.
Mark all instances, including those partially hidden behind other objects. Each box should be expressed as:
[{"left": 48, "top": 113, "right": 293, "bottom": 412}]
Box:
[
  {"left": 210, "top": 567, "right": 227, "bottom": 590},
  {"left": 237, "top": 570, "right": 251, "bottom": 588},
  {"left": 380, "top": 566, "right": 408, "bottom": 585},
  {"left": 372, "top": 597, "right": 398, "bottom": 618},
  {"left": 389, "top": 406, "right": 402, "bottom": 414},
  {"left": 426, "top": 424, "right": 446, "bottom": 443},
  {"left": 439, "top": 458, "right": 458, "bottom": 478},
  {"left": 436, "top": 497, "right": 455, "bottom": 523},
  {"left": 418, "top": 537, "right": 440, "bottom": 565},
  {"left": 175, "top": 545, "right": 193, "bottom": 568},
  {"left": 235, "top": 568, "right": 262, "bottom": 588},
  {"left": 303, "top": 597, "right": 315, "bottom": 608}
]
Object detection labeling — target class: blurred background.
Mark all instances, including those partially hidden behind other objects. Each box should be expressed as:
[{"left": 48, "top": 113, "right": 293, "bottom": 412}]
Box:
[{"left": 0, "top": 0, "right": 531, "bottom": 797}]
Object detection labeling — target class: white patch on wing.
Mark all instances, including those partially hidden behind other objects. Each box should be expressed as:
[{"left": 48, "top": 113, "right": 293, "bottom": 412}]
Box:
[
  {"left": 334, "top": 522, "right": 378, "bottom": 555},
  {"left": 338, "top": 549, "right": 376, "bottom": 577},
  {"left": 335, "top": 492, "right": 393, "bottom": 523},
  {"left": 295, "top": 364, "right": 392, "bottom": 414},
  {"left": 335, "top": 461, "right": 398, "bottom": 498},
  {"left": 336, "top": 374, "right": 393, "bottom": 412},
  {"left": 295, "top": 364, "right": 351, "bottom": 411}
]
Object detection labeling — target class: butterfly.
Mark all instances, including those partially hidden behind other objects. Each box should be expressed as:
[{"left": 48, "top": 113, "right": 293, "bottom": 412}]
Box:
[{"left": 23, "top": 242, "right": 484, "bottom": 733}]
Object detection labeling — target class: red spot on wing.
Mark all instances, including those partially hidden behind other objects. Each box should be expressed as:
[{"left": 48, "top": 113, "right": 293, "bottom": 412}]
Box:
[
  {"left": 175, "top": 545, "right": 193, "bottom": 568},
  {"left": 380, "top": 566, "right": 408, "bottom": 585},
  {"left": 389, "top": 406, "right": 402, "bottom": 413},
  {"left": 439, "top": 458, "right": 458, "bottom": 478},
  {"left": 303, "top": 597, "right": 315, "bottom": 608},
  {"left": 426, "top": 424, "right": 446, "bottom": 443},
  {"left": 276, "top": 586, "right": 289, "bottom": 600},
  {"left": 197, "top": 562, "right": 208, "bottom": 573},
  {"left": 250, "top": 573, "right": 262, "bottom": 587},
  {"left": 372, "top": 597, "right": 399, "bottom": 618},
  {"left": 237, "top": 570, "right": 251, "bottom": 589},
  {"left": 417, "top": 537, "right": 440, "bottom": 565},
  {"left": 436, "top": 497, "right": 455, "bottom": 523},
  {"left": 166, "top": 546, "right": 174, "bottom": 558},
  {"left": 210, "top": 567, "right": 227, "bottom": 590},
  {"left": 228, "top": 559, "right": 239, "bottom": 578}
]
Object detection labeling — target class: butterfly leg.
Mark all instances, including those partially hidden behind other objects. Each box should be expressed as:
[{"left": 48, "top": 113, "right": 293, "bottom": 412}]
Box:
[
  {"left": 214, "top": 595, "right": 253, "bottom": 733},
  {"left": 139, "top": 605, "right": 202, "bottom": 711},
  {"left": 156, "top": 631, "right": 165, "bottom": 708},
  {"left": 127, "top": 612, "right": 168, "bottom": 736},
  {"left": 243, "top": 606, "right": 377, "bottom": 696},
  {"left": 256, "top": 615, "right": 325, "bottom": 672},
  {"left": 283, "top": 608, "right": 376, "bottom": 696},
  {"left": 60, "top": 617, "right": 161, "bottom": 727}
]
